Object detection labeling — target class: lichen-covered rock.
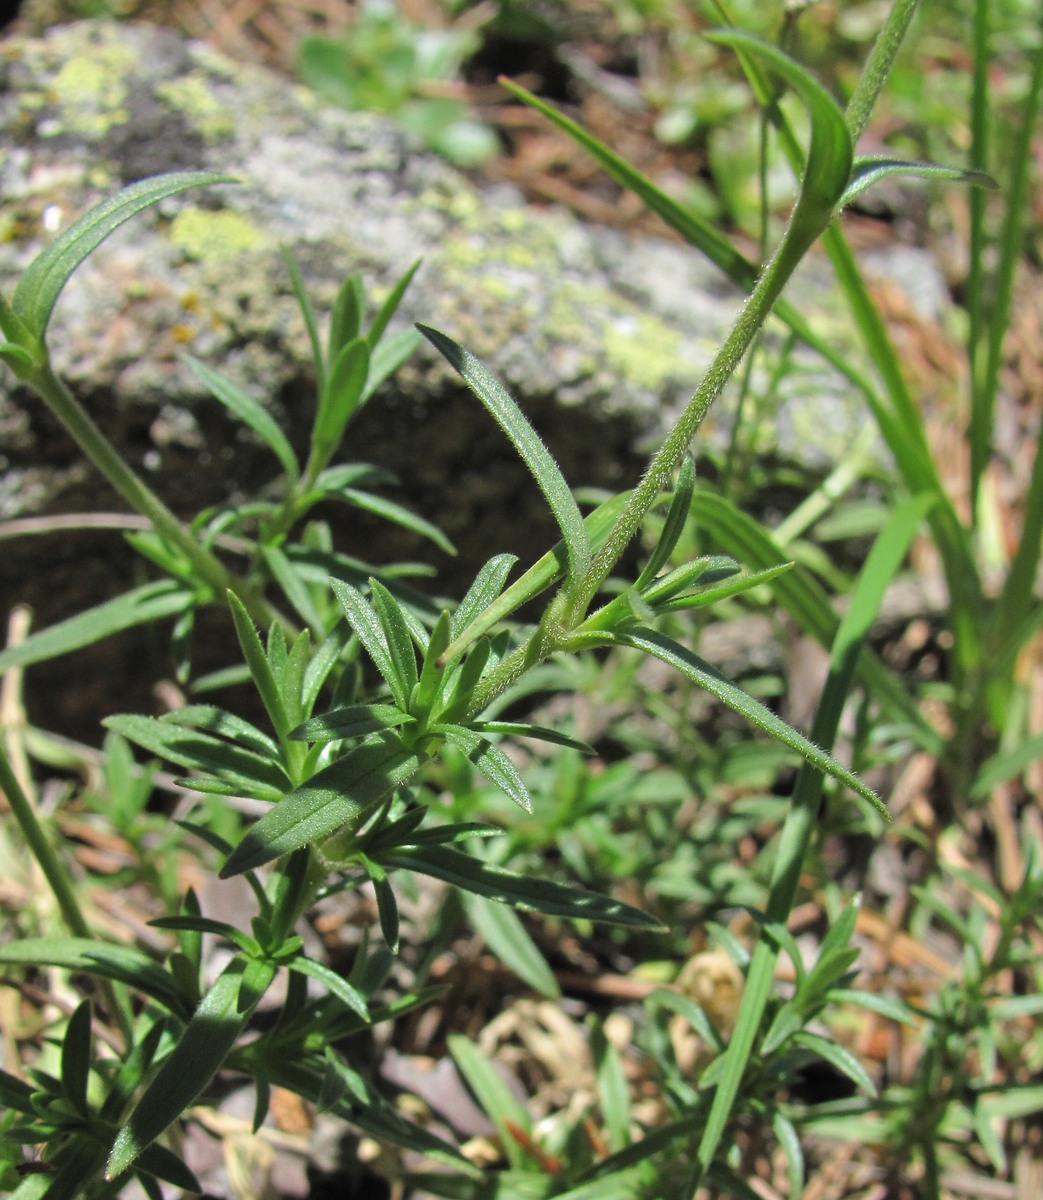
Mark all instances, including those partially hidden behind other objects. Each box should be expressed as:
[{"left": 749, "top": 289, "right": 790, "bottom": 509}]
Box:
[{"left": 0, "top": 18, "right": 943, "bottom": 692}]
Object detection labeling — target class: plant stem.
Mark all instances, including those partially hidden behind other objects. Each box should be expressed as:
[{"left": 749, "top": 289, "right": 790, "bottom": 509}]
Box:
[
  {"left": 559, "top": 219, "right": 819, "bottom": 628},
  {"left": 0, "top": 745, "right": 131, "bottom": 1042},
  {"left": 845, "top": 0, "right": 921, "bottom": 142},
  {"left": 24, "top": 360, "right": 281, "bottom": 631}
]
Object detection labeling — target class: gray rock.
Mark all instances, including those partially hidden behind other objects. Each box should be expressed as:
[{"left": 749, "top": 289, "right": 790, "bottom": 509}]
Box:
[{"left": 0, "top": 19, "right": 942, "bottom": 730}]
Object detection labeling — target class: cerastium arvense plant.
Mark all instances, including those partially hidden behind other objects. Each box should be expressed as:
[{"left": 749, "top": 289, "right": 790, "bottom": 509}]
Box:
[{"left": 0, "top": 4, "right": 1002, "bottom": 1196}]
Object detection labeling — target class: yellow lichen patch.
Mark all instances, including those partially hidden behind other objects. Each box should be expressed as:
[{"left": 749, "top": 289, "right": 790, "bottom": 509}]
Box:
[
  {"left": 603, "top": 311, "right": 686, "bottom": 391},
  {"left": 168, "top": 208, "right": 266, "bottom": 261},
  {"left": 155, "top": 76, "right": 235, "bottom": 142},
  {"left": 49, "top": 43, "right": 137, "bottom": 138}
]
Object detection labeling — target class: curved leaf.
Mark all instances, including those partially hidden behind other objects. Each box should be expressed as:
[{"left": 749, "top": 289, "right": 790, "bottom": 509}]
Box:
[
  {"left": 617, "top": 628, "right": 887, "bottom": 818},
  {"left": 842, "top": 156, "right": 998, "bottom": 209},
  {"left": 381, "top": 844, "right": 664, "bottom": 928},
  {"left": 14, "top": 172, "right": 235, "bottom": 339},
  {"left": 417, "top": 324, "right": 590, "bottom": 581}
]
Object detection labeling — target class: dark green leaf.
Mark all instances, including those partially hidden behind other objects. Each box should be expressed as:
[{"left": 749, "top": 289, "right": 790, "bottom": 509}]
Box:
[
  {"left": 314, "top": 336, "right": 369, "bottom": 454},
  {"left": 635, "top": 454, "right": 697, "bottom": 590},
  {"left": 288, "top": 956, "right": 370, "bottom": 1021},
  {"left": 59, "top": 1002, "right": 92, "bottom": 1118},
  {"left": 338, "top": 489, "right": 455, "bottom": 555},
  {"left": 439, "top": 725, "right": 532, "bottom": 812},
  {"left": 451, "top": 554, "right": 518, "bottom": 641},
  {"left": 472, "top": 721, "right": 595, "bottom": 756},
  {"left": 332, "top": 580, "right": 402, "bottom": 704},
  {"left": 381, "top": 844, "right": 664, "bottom": 928},
  {"left": 106, "top": 956, "right": 262, "bottom": 1179},
  {"left": 160, "top": 705, "right": 280, "bottom": 758},
  {"left": 370, "top": 580, "right": 420, "bottom": 701},
  {"left": 367, "top": 258, "right": 421, "bottom": 348},
  {"left": 103, "top": 713, "right": 290, "bottom": 796},
  {"left": 220, "top": 735, "right": 423, "bottom": 877},
  {"left": 0, "top": 939, "right": 189, "bottom": 1018},
  {"left": 462, "top": 893, "right": 559, "bottom": 999},
  {"left": 226, "top": 592, "right": 292, "bottom": 743},
  {"left": 841, "top": 156, "right": 998, "bottom": 209},
  {"left": 291, "top": 703, "right": 414, "bottom": 742}
]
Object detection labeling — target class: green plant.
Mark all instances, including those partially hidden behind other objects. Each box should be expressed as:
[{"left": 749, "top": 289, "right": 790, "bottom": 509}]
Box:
[
  {"left": 0, "top": 1, "right": 1026, "bottom": 1195},
  {"left": 297, "top": 0, "right": 498, "bottom": 167}
]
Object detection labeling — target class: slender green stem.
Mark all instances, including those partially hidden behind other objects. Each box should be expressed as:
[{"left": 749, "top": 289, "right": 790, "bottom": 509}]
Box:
[
  {"left": 0, "top": 745, "right": 91, "bottom": 939},
  {"left": 558, "top": 220, "right": 818, "bottom": 627},
  {"left": 845, "top": 0, "right": 921, "bottom": 141},
  {"left": 0, "top": 744, "right": 130, "bottom": 1041},
  {"left": 23, "top": 360, "right": 282, "bottom": 632}
]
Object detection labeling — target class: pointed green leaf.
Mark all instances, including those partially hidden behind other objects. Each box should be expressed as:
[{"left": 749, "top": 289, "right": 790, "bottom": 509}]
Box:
[
  {"left": 417, "top": 324, "right": 590, "bottom": 580},
  {"left": 367, "top": 258, "right": 421, "bottom": 348},
  {"left": 289, "top": 955, "right": 370, "bottom": 1020},
  {"left": 220, "top": 735, "right": 423, "bottom": 877},
  {"left": 59, "top": 1002, "right": 92, "bottom": 1118},
  {"left": 841, "top": 156, "right": 998, "bottom": 209},
  {"left": 499, "top": 79, "right": 758, "bottom": 290},
  {"left": 291, "top": 703, "right": 414, "bottom": 742},
  {"left": 314, "top": 335, "right": 369, "bottom": 454},
  {"left": 380, "top": 844, "right": 664, "bottom": 928},
  {"left": 451, "top": 554, "right": 518, "bottom": 640},
  {"left": 280, "top": 246, "right": 325, "bottom": 387},
  {"left": 226, "top": 592, "right": 292, "bottom": 743},
  {"left": 448, "top": 1035, "right": 531, "bottom": 1170},
  {"left": 106, "top": 956, "right": 261, "bottom": 1179},
  {"left": 471, "top": 721, "right": 595, "bottom": 756},
  {"left": 369, "top": 579, "right": 419, "bottom": 700},
  {"left": 462, "top": 892, "right": 559, "bottom": 999},
  {"left": 13, "top": 171, "right": 235, "bottom": 339},
  {"left": 338, "top": 488, "right": 455, "bottom": 555},
  {"left": 0, "top": 581, "right": 190, "bottom": 673},
  {"left": 183, "top": 354, "right": 299, "bottom": 480},
  {"left": 361, "top": 853, "right": 400, "bottom": 952},
  {"left": 363, "top": 325, "right": 421, "bottom": 402},
  {"left": 328, "top": 273, "right": 365, "bottom": 363},
  {"left": 635, "top": 454, "right": 697, "bottom": 591},
  {"left": 160, "top": 705, "right": 281, "bottom": 758},
  {"left": 0, "top": 938, "right": 190, "bottom": 1018},
  {"left": 331, "top": 579, "right": 401, "bottom": 703},
  {"left": 103, "top": 713, "right": 290, "bottom": 795},
  {"left": 791, "top": 1030, "right": 877, "bottom": 1097},
  {"left": 617, "top": 628, "right": 887, "bottom": 818},
  {"left": 439, "top": 724, "right": 532, "bottom": 812},
  {"left": 651, "top": 563, "right": 794, "bottom": 613}
]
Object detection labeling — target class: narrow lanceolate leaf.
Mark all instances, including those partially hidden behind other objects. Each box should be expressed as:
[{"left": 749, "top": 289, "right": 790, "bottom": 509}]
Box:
[
  {"left": 331, "top": 579, "right": 401, "bottom": 705},
  {"left": 102, "top": 713, "right": 290, "bottom": 796},
  {"left": 462, "top": 892, "right": 560, "bottom": 999},
  {"left": 14, "top": 172, "right": 235, "bottom": 339},
  {"left": 0, "top": 580, "right": 190, "bottom": 673},
  {"left": 220, "top": 735, "right": 423, "bottom": 877},
  {"left": 635, "top": 454, "right": 697, "bottom": 591},
  {"left": 183, "top": 354, "right": 299, "bottom": 480},
  {"left": 0, "top": 939, "right": 191, "bottom": 1018},
  {"left": 314, "top": 335, "right": 369, "bottom": 453},
  {"left": 499, "top": 79, "right": 758, "bottom": 290},
  {"left": 381, "top": 844, "right": 665, "bottom": 928},
  {"left": 289, "top": 955, "right": 369, "bottom": 1021},
  {"left": 367, "top": 258, "right": 421, "bottom": 348},
  {"left": 338, "top": 489, "right": 456, "bottom": 555},
  {"left": 438, "top": 724, "right": 533, "bottom": 813},
  {"left": 60, "top": 1001, "right": 93, "bottom": 1117},
  {"left": 106, "top": 956, "right": 261, "bottom": 1179},
  {"left": 706, "top": 31, "right": 853, "bottom": 224},
  {"left": 291, "top": 703, "right": 414, "bottom": 742},
  {"left": 451, "top": 554, "right": 518, "bottom": 640},
  {"left": 369, "top": 580, "right": 419, "bottom": 701},
  {"left": 226, "top": 592, "right": 292, "bottom": 743},
  {"left": 417, "top": 324, "right": 591, "bottom": 580},
  {"left": 472, "top": 721, "right": 596, "bottom": 756},
  {"left": 841, "top": 157, "right": 998, "bottom": 209},
  {"left": 618, "top": 628, "right": 888, "bottom": 819}
]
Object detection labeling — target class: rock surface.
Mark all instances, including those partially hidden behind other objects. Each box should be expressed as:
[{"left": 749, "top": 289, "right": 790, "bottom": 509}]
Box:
[{"left": 0, "top": 18, "right": 944, "bottom": 731}]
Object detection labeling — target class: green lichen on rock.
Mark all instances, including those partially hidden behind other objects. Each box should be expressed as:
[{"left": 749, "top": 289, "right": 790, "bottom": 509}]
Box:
[
  {"left": 155, "top": 75, "right": 235, "bottom": 142},
  {"left": 169, "top": 207, "right": 267, "bottom": 262},
  {"left": 48, "top": 38, "right": 138, "bottom": 138}
]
